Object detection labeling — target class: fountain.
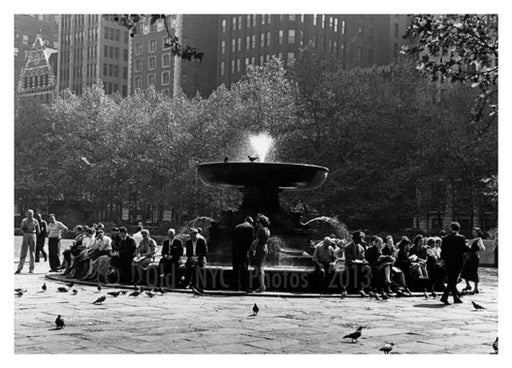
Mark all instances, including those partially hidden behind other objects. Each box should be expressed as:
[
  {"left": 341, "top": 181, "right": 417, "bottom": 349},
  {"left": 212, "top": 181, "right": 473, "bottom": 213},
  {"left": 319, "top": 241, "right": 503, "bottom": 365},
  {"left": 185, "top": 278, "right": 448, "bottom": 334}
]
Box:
[{"left": 196, "top": 134, "right": 332, "bottom": 271}]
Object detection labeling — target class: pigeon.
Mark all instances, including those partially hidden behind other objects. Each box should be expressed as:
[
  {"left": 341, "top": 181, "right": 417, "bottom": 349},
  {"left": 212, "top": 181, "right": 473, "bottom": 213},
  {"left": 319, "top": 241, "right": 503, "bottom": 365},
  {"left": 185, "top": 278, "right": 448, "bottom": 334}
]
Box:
[
  {"left": 379, "top": 343, "right": 395, "bottom": 354},
  {"left": 252, "top": 303, "right": 259, "bottom": 316},
  {"left": 129, "top": 290, "right": 140, "bottom": 297},
  {"left": 66, "top": 282, "right": 74, "bottom": 288},
  {"left": 145, "top": 291, "right": 155, "bottom": 298},
  {"left": 153, "top": 287, "right": 165, "bottom": 294},
  {"left": 72, "top": 289, "right": 78, "bottom": 295},
  {"left": 423, "top": 289, "right": 429, "bottom": 299},
  {"left": 15, "top": 289, "right": 26, "bottom": 297},
  {"left": 92, "top": 295, "right": 106, "bottom": 305},
  {"left": 107, "top": 291, "right": 121, "bottom": 297},
  {"left": 223, "top": 156, "right": 229, "bottom": 163},
  {"left": 493, "top": 337, "right": 498, "bottom": 354},
  {"left": 42, "top": 283, "right": 47, "bottom": 292},
  {"left": 55, "top": 315, "right": 65, "bottom": 329},
  {"left": 343, "top": 326, "right": 364, "bottom": 343},
  {"left": 120, "top": 290, "right": 128, "bottom": 295},
  {"left": 248, "top": 155, "right": 259, "bottom": 162},
  {"left": 57, "top": 287, "right": 69, "bottom": 293},
  {"left": 97, "top": 284, "right": 102, "bottom": 292},
  {"left": 14, "top": 288, "right": 27, "bottom": 293},
  {"left": 472, "top": 301, "right": 485, "bottom": 310}
]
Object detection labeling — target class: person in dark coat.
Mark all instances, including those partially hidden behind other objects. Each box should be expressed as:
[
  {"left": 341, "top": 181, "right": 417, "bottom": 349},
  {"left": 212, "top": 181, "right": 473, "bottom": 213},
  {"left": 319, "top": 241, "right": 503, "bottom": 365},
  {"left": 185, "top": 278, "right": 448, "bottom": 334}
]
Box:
[
  {"left": 461, "top": 227, "right": 486, "bottom": 294},
  {"left": 113, "top": 227, "right": 137, "bottom": 284},
  {"left": 344, "top": 231, "right": 372, "bottom": 295},
  {"left": 184, "top": 228, "right": 208, "bottom": 288},
  {"left": 440, "top": 222, "right": 468, "bottom": 305},
  {"left": 159, "top": 228, "right": 184, "bottom": 287},
  {"left": 231, "top": 217, "right": 254, "bottom": 291},
  {"left": 34, "top": 213, "right": 47, "bottom": 262}
]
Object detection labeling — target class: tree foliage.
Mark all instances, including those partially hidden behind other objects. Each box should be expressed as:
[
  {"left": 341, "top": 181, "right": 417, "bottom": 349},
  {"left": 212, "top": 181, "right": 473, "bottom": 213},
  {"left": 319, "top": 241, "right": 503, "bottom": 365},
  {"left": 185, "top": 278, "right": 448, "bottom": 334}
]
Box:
[{"left": 402, "top": 14, "right": 498, "bottom": 134}]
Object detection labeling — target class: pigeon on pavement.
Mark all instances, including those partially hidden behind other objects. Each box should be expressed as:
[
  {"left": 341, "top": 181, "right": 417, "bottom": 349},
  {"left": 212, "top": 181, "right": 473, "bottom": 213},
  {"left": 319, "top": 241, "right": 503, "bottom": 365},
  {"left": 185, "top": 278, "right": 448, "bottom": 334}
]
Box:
[
  {"left": 252, "top": 303, "right": 259, "bottom": 316},
  {"left": 72, "top": 289, "right": 78, "bottom": 295},
  {"left": 145, "top": 291, "right": 155, "bottom": 298},
  {"left": 192, "top": 286, "right": 204, "bottom": 296},
  {"left": 472, "top": 301, "right": 485, "bottom": 310},
  {"left": 15, "top": 289, "right": 26, "bottom": 297},
  {"left": 107, "top": 291, "right": 121, "bottom": 297},
  {"left": 493, "top": 337, "right": 498, "bottom": 354},
  {"left": 57, "top": 287, "right": 69, "bottom": 293},
  {"left": 379, "top": 343, "right": 395, "bottom": 354},
  {"left": 55, "top": 315, "right": 65, "bottom": 329},
  {"left": 92, "top": 295, "right": 106, "bottom": 305},
  {"left": 129, "top": 290, "right": 140, "bottom": 297},
  {"left": 42, "top": 283, "right": 47, "bottom": 292},
  {"left": 343, "top": 326, "right": 364, "bottom": 343},
  {"left": 97, "top": 284, "right": 102, "bottom": 292},
  {"left": 66, "top": 282, "right": 74, "bottom": 288}
]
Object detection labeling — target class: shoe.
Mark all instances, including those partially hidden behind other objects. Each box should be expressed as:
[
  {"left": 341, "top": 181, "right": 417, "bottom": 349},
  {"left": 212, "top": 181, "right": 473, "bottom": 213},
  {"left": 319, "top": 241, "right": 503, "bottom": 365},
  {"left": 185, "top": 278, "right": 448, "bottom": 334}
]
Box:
[
  {"left": 14, "top": 270, "right": 21, "bottom": 274},
  {"left": 255, "top": 287, "right": 266, "bottom": 293},
  {"left": 29, "top": 270, "right": 33, "bottom": 273},
  {"left": 474, "top": 289, "right": 479, "bottom": 294},
  {"left": 454, "top": 297, "right": 463, "bottom": 304},
  {"left": 440, "top": 298, "right": 450, "bottom": 305},
  {"left": 35, "top": 260, "right": 40, "bottom": 263}
]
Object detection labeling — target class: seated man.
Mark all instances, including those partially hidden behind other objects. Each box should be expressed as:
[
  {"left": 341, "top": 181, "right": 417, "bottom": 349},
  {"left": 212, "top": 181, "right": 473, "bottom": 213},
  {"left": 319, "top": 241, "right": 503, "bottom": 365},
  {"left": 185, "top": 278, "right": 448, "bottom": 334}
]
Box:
[
  {"left": 343, "top": 231, "right": 372, "bottom": 295},
  {"left": 131, "top": 229, "right": 157, "bottom": 284},
  {"left": 312, "top": 237, "right": 337, "bottom": 291},
  {"left": 68, "top": 227, "right": 96, "bottom": 279},
  {"left": 184, "top": 227, "right": 208, "bottom": 289},
  {"left": 159, "top": 228, "right": 184, "bottom": 288},
  {"left": 62, "top": 225, "right": 85, "bottom": 275}
]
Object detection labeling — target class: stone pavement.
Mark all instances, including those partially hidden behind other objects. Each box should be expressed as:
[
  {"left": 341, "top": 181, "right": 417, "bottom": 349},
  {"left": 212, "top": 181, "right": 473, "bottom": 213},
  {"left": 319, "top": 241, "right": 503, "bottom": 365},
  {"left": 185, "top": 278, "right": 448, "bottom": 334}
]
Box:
[{"left": 14, "top": 255, "right": 498, "bottom": 354}]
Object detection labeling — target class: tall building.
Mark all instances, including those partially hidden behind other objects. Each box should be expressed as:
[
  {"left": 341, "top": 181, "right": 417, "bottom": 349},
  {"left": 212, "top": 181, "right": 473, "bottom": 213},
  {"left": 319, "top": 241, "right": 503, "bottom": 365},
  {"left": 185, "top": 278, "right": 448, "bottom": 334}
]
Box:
[
  {"left": 16, "top": 36, "right": 58, "bottom": 101},
  {"left": 14, "top": 15, "right": 59, "bottom": 93},
  {"left": 57, "top": 14, "right": 130, "bottom": 96},
  {"left": 129, "top": 14, "right": 219, "bottom": 97}
]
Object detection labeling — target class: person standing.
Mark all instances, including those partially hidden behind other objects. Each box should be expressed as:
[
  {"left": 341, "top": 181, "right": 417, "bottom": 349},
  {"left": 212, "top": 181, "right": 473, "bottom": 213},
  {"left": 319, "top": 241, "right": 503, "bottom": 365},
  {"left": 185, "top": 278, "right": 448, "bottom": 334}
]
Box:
[
  {"left": 15, "top": 209, "right": 40, "bottom": 274},
  {"left": 250, "top": 215, "right": 270, "bottom": 293},
  {"left": 34, "top": 213, "right": 47, "bottom": 262},
  {"left": 231, "top": 217, "right": 254, "bottom": 291},
  {"left": 440, "top": 222, "right": 467, "bottom": 305},
  {"left": 113, "top": 227, "right": 137, "bottom": 284},
  {"left": 461, "top": 227, "right": 486, "bottom": 294},
  {"left": 46, "top": 214, "right": 68, "bottom": 272}
]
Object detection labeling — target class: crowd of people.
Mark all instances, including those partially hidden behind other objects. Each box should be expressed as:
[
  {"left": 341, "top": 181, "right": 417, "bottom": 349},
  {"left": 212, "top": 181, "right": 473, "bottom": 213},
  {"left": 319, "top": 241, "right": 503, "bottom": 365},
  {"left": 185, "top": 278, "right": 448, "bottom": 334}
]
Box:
[{"left": 15, "top": 209, "right": 487, "bottom": 303}]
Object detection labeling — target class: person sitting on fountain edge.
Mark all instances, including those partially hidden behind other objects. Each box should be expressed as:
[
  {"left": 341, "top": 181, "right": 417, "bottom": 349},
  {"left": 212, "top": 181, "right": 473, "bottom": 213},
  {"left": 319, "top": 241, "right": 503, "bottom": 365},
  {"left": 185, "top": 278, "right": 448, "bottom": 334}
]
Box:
[
  {"left": 184, "top": 227, "right": 208, "bottom": 289},
  {"left": 312, "top": 237, "right": 338, "bottom": 291},
  {"left": 231, "top": 217, "right": 255, "bottom": 291},
  {"left": 159, "top": 228, "right": 184, "bottom": 288},
  {"left": 344, "top": 231, "right": 372, "bottom": 296}
]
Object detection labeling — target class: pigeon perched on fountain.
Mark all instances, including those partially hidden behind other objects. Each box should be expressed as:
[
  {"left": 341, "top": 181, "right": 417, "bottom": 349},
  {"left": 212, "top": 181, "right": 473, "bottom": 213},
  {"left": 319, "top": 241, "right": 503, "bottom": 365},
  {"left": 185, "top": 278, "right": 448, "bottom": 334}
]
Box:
[{"left": 248, "top": 155, "right": 259, "bottom": 162}]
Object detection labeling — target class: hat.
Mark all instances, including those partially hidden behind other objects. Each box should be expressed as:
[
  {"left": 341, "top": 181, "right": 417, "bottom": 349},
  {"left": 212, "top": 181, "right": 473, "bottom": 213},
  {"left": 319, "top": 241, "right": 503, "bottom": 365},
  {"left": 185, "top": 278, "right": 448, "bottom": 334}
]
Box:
[{"left": 190, "top": 227, "right": 199, "bottom": 233}]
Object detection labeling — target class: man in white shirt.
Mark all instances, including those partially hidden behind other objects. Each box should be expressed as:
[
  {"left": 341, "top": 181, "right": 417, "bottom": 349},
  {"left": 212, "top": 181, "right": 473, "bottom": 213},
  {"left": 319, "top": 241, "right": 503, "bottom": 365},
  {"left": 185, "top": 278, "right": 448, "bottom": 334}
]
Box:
[
  {"left": 132, "top": 226, "right": 143, "bottom": 247},
  {"left": 15, "top": 209, "right": 40, "bottom": 274},
  {"left": 47, "top": 214, "right": 68, "bottom": 272}
]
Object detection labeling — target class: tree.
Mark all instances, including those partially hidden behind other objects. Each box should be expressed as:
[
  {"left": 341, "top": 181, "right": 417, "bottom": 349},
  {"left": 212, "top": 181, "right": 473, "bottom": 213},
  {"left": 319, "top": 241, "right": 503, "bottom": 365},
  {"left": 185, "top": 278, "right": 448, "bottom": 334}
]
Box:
[{"left": 402, "top": 14, "right": 498, "bottom": 134}]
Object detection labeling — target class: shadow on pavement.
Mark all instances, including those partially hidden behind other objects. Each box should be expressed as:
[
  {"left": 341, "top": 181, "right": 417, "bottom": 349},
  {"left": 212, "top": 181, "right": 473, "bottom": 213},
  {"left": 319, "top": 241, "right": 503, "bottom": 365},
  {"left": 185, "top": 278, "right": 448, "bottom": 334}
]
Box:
[{"left": 413, "top": 303, "right": 446, "bottom": 308}]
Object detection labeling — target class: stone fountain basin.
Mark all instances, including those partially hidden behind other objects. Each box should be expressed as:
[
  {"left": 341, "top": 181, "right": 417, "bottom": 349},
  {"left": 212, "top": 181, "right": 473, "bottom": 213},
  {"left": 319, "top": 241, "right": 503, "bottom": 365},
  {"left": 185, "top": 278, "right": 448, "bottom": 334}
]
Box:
[{"left": 197, "top": 162, "right": 329, "bottom": 191}]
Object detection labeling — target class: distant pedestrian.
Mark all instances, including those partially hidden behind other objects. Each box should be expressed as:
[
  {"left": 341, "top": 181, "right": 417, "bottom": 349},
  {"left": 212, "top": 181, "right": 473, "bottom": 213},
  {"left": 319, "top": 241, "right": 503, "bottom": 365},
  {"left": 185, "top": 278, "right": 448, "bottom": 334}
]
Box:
[
  {"left": 46, "top": 214, "right": 68, "bottom": 272},
  {"left": 231, "top": 217, "right": 254, "bottom": 291},
  {"left": 440, "top": 222, "right": 467, "bottom": 305},
  {"left": 461, "top": 227, "right": 486, "bottom": 294},
  {"left": 34, "top": 213, "right": 47, "bottom": 262},
  {"left": 15, "top": 209, "right": 40, "bottom": 274}
]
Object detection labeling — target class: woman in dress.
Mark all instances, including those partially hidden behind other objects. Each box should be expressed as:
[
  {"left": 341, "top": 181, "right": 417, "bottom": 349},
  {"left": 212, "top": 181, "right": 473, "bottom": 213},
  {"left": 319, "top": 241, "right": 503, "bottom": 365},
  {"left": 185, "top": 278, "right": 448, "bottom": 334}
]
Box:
[
  {"left": 426, "top": 236, "right": 445, "bottom": 295},
  {"left": 410, "top": 234, "right": 429, "bottom": 280},
  {"left": 366, "top": 236, "right": 394, "bottom": 293},
  {"left": 461, "top": 227, "right": 486, "bottom": 294},
  {"left": 250, "top": 214, "right": 270, "bottom": 293}
]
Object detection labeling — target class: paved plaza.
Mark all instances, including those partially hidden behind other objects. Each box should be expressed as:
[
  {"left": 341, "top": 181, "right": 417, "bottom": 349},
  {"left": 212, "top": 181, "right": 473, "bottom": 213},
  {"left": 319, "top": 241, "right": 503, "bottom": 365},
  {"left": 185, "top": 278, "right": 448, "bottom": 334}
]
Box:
[{"left": 13, "top": 238, "right": 498, "bottom": 354}]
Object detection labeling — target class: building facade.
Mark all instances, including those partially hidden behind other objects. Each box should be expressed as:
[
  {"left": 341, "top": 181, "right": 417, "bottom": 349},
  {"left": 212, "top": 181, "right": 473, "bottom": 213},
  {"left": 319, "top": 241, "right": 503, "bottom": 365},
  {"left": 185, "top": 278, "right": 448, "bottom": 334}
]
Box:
[
  {"left": 16, "top": 36, "right": 58, "bottom": 101},
  {"left": 57, "top": 14, "right": 130, "bottom": 96}
]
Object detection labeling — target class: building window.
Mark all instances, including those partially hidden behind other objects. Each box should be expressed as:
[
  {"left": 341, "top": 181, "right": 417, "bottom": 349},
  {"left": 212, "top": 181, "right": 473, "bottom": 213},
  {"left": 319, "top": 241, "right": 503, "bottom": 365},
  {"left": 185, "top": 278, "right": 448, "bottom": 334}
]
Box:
[
  {"left": 123, "top": 49, "right": 128, "bottom": 61},
  {"left": 238, "top": 16, "right": 242, "bottom": 29},
  {"left": 237, "top": 37, "right": 241, "bottom": 52},
  {"left": 253, "top": 15, "right": 257, "bottom": 27},
  {"left": 334, "top": 18, "right": 339, "bottom": 32},
  {"left": 148, "top": 73, "right": 155, "bottom": 86},
  {"left": 313, "top": 15, "right": 317, "bottom": 26},
  {"left": 148, "top": 56, "right": 156, "bottom": 70},
  {"left": 278, "top": 30, "right": 284, "bottom": 45},
  {"left": 329, "top": 17, "right": 333, "bottom": 29},
  {"left": 149, "top": 40, "right": 157, "bottom": 53},
  {"left": 135, "top": 59, "right": 142, "bottom": 72},
  {"left": 394, "top": 23, "right": 399, "bottom": 38},
  {"left": 220, "top": 61, "right": 225, "bottom": 76},
  {"left": 267, "top": 32, "right": 271, "bottom": 46},
  {"left": 162, "top": 53, "right": 171, "bottom": 67},
  {"left": 267, "top": 15, "right": 271, "bottom": 23},
  {"left": 236, "top": 59, "right": 240, "bottom": 73},
  {"left": 161, "top": 71, "right": 170, "bottom": 85},
  {"left": 109, "top": 64, "right": 113, "bottom": 76},
  {"left": 103, "top": 63, "right": 108, "bottom": 76},
  {"left": 262, "top": 15, "right": 265, "bottom": 25},
  {"left": 246, "top": 36, "right": 251, "bottom": 50},
  {"left": 259, "top": 55, "right": 264, "bottom": 65},
  {"left": 288, "top": 30, "right": 295, "bottom": 44},
  {"left": 252, "top": 35, "right": 256, "bottom": 48},
  {"left": 221, "top": 19, "right": 226, "bottom": 33},
  {"left": 114, "top": 47, "right": 119, "bottom": 59},
  {"left": 358, "top": 26, "right": 362, "bottom": 34},
  {"left": 104, "top": 45, "right": 108, "bottom": 57},
  {"left": 279, "top": 15, "right": 285, "bottom": 22},
  {"left": 104, "top": 27, "right": 109, "bottom": 39},
  {"left": 278, "top": 52, "right": 283, "bottom": 60},
  {"left": 287, "top": 52, "right": 295, "bottom": 66},
  {"left": 341, "top": 20, "right": 346, "bottom": 35},
  {"left": 115, "top": 29, "right": 120, "bottom": 41},
  {"left": 322, "top": 15, "right": 325, "bottom": 28},
  {"left": 333, "top": 39, "right": 338, "bottom": 53},
  {"left": 134, "top": 76, "right": 141, "bottom": 89},
  {"left": 251, "top": 56, "right": 255, "bottom": 64},
  {"left": 232, "top": 17, "right": 236, "bottom": 31},
  {"left": 260, "top": 33, "right": 265, "bottom": 47},
  {"left": 231, "top": 60, "right": 235, "bottom": 74},
  {"left": 123, "top": 67, "right": 128, "bottom": 79},
  {"left": 231, "top": 39, "right": 236, "bottom": 53},
  {"left": 246, "top": 15, "right": 251, "bottom": 27},
  {"left": 122, "top": 85, "right": 128, "bottom": 96},
  {"left": 114, "top": 65, "right": 119, "bottom": 77},
  {"left": 135, "top": 42, "right": 142, "bottom": 55},
  {"left": 221, "top": 40, "right": 226, "bottom": 54},
  {"left": 244, "top": 57, "right": 249, "bottom": 72},
  {"left": 289, "top": 15, "right": 296, "bottom": 21}
]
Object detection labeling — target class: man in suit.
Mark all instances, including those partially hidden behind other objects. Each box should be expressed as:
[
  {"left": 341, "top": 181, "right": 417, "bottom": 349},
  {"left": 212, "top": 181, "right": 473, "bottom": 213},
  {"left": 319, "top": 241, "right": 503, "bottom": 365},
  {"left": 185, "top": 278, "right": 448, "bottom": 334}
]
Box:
[
  {"left": 231, "top": 217, "right": 254, "bottom": 291},
  {"left": 159, "top": 228, "right": 184, "bottom": 287},
  {"left": 113, "top": 227, "right": 137, "bottom": 284},
  {"left": 184, "top": 227, "right": 208, "bottom": 288},
  {"left": 440, "top": 222, "right": 468, "bottom": 305},
  {"left": 344, "top": 231, "right": 372, "bottom": 296}
]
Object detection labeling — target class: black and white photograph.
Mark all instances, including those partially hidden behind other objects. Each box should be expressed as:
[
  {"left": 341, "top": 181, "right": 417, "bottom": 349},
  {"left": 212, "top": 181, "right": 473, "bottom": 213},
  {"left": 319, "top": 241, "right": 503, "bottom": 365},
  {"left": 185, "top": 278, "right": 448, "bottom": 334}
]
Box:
[{"left": 5, "top": 0, "right": 508, "bottom": 361}]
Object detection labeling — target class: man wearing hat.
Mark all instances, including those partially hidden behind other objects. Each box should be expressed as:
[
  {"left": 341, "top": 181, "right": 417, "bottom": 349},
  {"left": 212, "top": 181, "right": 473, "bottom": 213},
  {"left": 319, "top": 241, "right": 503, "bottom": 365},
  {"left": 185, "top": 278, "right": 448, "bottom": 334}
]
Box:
[
  {"left": 231, "top": 217, "right": 254, "bottom": 291},
  {"left": 344, "top": 231, "right": 372, "bottom": 296},
  {"left": 184, "top": 227, "right": 208, "bottom": 288}
]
